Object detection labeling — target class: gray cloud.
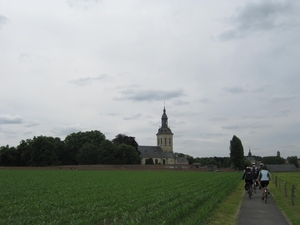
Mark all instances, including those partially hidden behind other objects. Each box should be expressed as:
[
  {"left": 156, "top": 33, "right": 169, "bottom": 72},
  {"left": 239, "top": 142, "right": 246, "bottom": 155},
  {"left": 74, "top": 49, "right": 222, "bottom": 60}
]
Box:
[
  {"left": 67, "top": 0, "right": 103, "bottom": 10},
  {"left": 116, "top": 89, "right": 185, "bottom": 102},
  {"left": 219, "top": 0, "right": 299, "bottom": 41},
  {"left": 18, "top": 53, "right": 49, "bottom": 62},
  {"left": 0, "top": 14, "right": 8, "bottom": 28},
  {"left": 172, "top": 99, "right": 190, "bottom": 105},
  {"left": 270, "top": 94, "right": 298, "bottom": 103},
  {"left": 223, "top": 86, "right": 245, "bottom": 94},
  {"left": 123, "top": 114, "right": 142, "bottom": 121},
  {"left": 69, "top": 74, "right": 111, "bottom": 86},
  {"left": 208, "top": 116, "right": 227, "bottom": 121},
  {"left": 1, "top": 1, "right": 300, "bottom": 158},
  {"left": 24, "top": 120, "right": 42, "bottom": 128},
  {"left": 52, "top": 124, "right": 85, "bottom": 136},
  {"left": 0, "top": 115, "right": 24, "bottom": 124},
  {"left": 199, "top": 98, "right": 214, "bottom": 104},
  {"left": 222, "top": 122, "right": 270, "bottom": 130}
]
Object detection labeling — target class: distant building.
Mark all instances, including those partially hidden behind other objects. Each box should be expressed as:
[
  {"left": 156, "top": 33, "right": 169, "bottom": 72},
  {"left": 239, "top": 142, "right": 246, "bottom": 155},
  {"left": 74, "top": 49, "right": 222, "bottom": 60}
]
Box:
[
  {"left": 246, "top": 149, "right": 255, "bottom": 164},
  {"left": 139, "top": 107, "right": 188, "bottom": 165}
]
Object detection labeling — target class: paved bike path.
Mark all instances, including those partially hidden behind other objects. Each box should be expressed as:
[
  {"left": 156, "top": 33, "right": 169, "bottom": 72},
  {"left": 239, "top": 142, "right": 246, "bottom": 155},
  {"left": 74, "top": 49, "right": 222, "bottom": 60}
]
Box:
[{"left": 237, "top": 189, "right": 292, "bottom": 225}]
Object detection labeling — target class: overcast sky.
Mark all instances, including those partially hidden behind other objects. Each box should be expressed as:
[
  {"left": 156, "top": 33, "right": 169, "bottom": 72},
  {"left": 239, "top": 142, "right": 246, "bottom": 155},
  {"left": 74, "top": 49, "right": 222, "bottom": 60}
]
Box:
[{"left": 1, "top": 0, "right": 299, "bottom": 158}]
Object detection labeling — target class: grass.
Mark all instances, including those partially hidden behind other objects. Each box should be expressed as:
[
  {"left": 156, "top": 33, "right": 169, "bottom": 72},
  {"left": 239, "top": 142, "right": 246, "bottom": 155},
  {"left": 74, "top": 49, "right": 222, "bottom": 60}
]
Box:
[
  {"left": 269, "top": 172, "right": 300, "bottom": 225},
  {"left": 205, "top": 176, "right": 244, "bottom": 225},
  {"left": 0, "top": 169, "right": 242, "bottom": 225}
]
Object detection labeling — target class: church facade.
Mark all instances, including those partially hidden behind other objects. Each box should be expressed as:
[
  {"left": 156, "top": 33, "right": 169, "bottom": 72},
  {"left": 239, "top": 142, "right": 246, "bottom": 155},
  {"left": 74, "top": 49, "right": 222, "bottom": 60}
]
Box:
[{"left": 138, "top": 107, "right": 188, "bottom": 165}]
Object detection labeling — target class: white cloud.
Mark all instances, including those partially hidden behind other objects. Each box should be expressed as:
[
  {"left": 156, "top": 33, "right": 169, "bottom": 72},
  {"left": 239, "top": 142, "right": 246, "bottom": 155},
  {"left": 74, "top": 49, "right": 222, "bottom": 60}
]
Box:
[
  {"left": 219, "top": 0, "right": 300, "bottom": 41},
  {"left": 69, "top": 74, "right": 112, "bottom": 86},
  {"left": 52, "top": 124, "right": 85, "bottom": 136},
  {"left": 1, "top": 0, "right": 300, "bottom": 158},
  {"left": 0, "top": 115, "right": 24, "bottom": 124}
]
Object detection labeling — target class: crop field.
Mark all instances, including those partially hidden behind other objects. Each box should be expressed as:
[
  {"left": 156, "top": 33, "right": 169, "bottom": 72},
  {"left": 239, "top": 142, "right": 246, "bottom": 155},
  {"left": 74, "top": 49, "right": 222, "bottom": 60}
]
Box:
[
  {"left": 0, "top": 170, "right": 240, "bottom": 225},
  {"left": 270, "top": 172, "right": 300, "bottom": 225}
]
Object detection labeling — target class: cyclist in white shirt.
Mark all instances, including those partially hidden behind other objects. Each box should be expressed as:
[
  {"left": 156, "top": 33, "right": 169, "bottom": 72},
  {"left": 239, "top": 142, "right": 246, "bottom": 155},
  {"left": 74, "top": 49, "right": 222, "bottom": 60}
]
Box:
[{"left": 258, "top": 165, "right": 271, "bottom": 200}]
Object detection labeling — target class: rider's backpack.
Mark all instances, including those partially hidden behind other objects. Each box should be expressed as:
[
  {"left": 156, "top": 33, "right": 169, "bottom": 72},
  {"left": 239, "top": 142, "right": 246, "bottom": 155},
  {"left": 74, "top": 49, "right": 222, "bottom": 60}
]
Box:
[{"left": 245, "top": 171, "right": 252, "bottom": 181}]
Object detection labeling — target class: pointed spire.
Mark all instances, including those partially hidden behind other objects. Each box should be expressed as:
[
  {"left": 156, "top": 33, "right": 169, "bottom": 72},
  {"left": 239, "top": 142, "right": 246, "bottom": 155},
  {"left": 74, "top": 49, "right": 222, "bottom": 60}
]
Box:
[{"left": 161, "top": 105, "right": 168, "bottom": 127}]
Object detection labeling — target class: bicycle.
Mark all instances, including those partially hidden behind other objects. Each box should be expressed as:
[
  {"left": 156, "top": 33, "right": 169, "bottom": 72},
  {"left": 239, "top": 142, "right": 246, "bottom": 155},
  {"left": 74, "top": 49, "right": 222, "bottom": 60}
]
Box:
[
  {"left": 253, "top": 181, "right": 257, "bottom": 194},
  {"left": 264, "top": 189, "right": 268, "bottom": 204},
  {"left": 247, "top": 182, "right": 252, "bottom": 199}
]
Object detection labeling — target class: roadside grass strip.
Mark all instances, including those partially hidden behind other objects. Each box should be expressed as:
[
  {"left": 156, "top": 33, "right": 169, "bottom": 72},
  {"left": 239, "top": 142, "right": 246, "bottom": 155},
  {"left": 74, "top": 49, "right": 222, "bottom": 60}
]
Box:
[
  {"left": 270, "top": 172, "right": 300, "bottom": 225},
  {"left": 0, "top": 170, "right": 241, "bottom": 225}
]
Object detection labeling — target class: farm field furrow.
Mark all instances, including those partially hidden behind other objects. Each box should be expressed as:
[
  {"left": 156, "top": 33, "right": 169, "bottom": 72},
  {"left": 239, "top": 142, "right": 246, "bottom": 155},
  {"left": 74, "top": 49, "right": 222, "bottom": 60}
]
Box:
[{"left": 0, "top": 169, "right": 241, "bottom": 225}]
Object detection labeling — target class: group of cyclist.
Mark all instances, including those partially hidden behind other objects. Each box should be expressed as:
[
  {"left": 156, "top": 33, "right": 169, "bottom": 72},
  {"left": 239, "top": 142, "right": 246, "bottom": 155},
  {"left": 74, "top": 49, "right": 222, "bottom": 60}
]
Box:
[{"left": 242, "top": 162, "right": 271, "bottom": 200}]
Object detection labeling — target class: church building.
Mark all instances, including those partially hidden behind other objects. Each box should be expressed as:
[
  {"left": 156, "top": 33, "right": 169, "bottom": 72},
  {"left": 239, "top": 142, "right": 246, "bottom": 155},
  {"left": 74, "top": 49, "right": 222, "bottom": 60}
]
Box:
[{"left": 138, "top": 107, "right": 188, "bottom": 165}]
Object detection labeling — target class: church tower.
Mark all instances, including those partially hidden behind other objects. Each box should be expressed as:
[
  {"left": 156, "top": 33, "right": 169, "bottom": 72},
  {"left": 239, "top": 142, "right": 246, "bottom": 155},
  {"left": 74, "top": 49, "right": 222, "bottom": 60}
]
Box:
[{"left": 156, "top": 107, "right": 173, "bottom": 153}]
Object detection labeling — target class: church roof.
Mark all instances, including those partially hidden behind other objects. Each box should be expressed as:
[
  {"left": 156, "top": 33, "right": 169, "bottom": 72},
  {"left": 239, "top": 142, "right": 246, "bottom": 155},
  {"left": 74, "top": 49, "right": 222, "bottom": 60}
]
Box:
[
  {"left": 267, "top": 164, "right": 297, "bottom": 172},
  {"left": 138, "top": 146, "right": 175, "bottom": 158},
  {"left": 176, "top": 157, "right": 189, "bottom": 164}
]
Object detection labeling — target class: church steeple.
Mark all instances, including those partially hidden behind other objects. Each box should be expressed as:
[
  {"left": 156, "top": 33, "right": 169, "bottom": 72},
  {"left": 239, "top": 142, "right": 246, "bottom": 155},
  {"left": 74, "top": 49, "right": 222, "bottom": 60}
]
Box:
[
  {"left": 161, "top": 106, "right": 168, "bottom": 128},
  {"left": 157, "top": 106, "right": 173, "bottom": 153}
]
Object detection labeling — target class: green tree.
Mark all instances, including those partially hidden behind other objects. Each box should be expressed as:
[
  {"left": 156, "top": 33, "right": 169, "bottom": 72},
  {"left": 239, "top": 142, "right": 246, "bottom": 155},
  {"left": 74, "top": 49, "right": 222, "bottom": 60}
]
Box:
[
  {"left": 77, "top": 143, "right": 100, "bottom": 165},
  {"left": 0, "top": 145, "right": 20, "bottom": 166},
  {"left": 64, "top": 130, "right": 106, "bottom": 165},
  {"left": 17, "top": 139, "right": 33, "bottom": 166},
  {"left": 186, "top": 155, "right": 195, "bottom": 165},
  {"left": 112, "top": 134, "right": 138, "bottom": 150},
  {"left": 262, "top": 156, "right": 285, "bottom": 165},
  {"left": 229, "top": 135, "right": 244, "bottom": 170},
  {"left": 28, "top": 136, "right": 61, "bottom": 166},
  {"left": 287, "top": 156, "right": 299, "bottom": 168},
  {"left": 98, "top": 140, "right": 118, "bottom": 164},
  {"left": 117, "top": 144, "right": 141, "bottom": 164}
]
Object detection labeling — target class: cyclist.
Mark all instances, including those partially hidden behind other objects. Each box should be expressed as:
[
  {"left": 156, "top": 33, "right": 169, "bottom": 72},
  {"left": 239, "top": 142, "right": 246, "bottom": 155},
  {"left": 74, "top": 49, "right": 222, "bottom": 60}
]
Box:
[
  {"left": 258, "top": 165, "right": 271, "bottom": 200},
  {"left": 251, "top": 162, "right": 259, "bottom": 188},
  {"left": 242, "top": 167, "right": 255, "bottom": 193},
  {"left": 258, "top": 163, "right": 264, "bottom": 189}
]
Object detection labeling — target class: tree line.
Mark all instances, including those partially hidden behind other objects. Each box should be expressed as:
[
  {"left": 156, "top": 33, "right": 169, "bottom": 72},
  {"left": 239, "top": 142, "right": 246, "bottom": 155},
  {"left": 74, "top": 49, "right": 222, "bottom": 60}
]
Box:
[
  {"left": 0, "top": 131, "right": 141, "bottom": 166},
  {"left": 1, "top": 132, "right": 298, "bottom": 168},
  {"left": 229, "top": 135, "right": 299, "bottom": 170}
]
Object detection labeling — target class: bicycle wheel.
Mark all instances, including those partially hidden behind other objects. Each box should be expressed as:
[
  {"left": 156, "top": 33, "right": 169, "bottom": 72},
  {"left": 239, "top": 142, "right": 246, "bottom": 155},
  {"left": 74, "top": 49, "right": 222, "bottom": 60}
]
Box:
[
  {"left": 248, "top": 183, "right": 252, "bottom": 199},
  {"left": 264, "top": 189, "right": 268, "bottom": 204}
]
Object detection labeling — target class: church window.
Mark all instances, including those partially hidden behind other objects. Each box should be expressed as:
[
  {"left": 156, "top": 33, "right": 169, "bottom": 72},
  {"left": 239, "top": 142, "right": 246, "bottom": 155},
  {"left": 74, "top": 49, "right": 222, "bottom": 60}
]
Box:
[
  {"left": 164, "top": 138, "right": 167, "bottom": 146},
  {"left": 169, "top": 138, "right": 171, "bottom": 145}
]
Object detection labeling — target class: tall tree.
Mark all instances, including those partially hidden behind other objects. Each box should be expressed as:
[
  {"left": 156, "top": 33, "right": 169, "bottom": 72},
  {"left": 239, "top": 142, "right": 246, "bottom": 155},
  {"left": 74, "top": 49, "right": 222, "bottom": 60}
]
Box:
[
  {"left": 117, "top": 144, "right": 141, "bottom": 164},
  {"left": 28, "top": 136, "right": 61, "bottom": 166},
  {"left": 64, "top": 130, "right": 106, "bottom": 165},
  {"left": 77, "top": 143, "right": 100, "bottom": 165},
  {"left": 17, "top": 139, "right": 33, "bottom": 166},
  {"left": 287, "top": 156, "right": 299, "bottom": 168},
  {"left": 262, "top": 156, "right": 285, "bottom": 165},
  {"left": 0, "top": 145, "right": 20, "bottom": 166},
  {"left": 229, "top": 135, "right": 244, "bottom": 170},
  {"left": 112, "top": 134, "right": 138, "bottom": 150},
  {"left": 98, "top": 140, "right": 118, "bottom": 164}
]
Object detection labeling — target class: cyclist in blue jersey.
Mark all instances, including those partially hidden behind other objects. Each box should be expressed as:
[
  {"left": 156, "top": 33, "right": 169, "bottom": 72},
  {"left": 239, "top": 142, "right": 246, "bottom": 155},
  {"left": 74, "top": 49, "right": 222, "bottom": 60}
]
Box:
[{"left": 258, "top": 165, "right": 271, "bottom": 200}]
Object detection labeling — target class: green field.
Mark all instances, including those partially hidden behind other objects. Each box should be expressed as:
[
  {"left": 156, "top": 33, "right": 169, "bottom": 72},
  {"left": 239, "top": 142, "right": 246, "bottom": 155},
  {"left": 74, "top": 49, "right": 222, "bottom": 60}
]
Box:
[
  {"left": 0, "top": 170, "right": 241, "bottom": 225},
  {"left": 270, "top": 172, "right": 300, "bottom": 225}
]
